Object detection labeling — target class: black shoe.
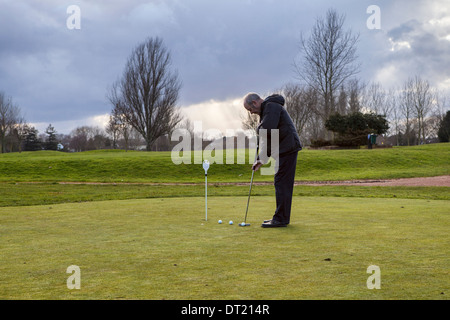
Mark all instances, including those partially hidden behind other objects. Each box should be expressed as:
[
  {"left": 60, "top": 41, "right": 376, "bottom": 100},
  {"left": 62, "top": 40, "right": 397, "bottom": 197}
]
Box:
[
  {"left": 263, "top": 219, "right": 272, "bottom": 223},
  {"left": 261, "top": 220, "right": 287, "bottom": 228}
]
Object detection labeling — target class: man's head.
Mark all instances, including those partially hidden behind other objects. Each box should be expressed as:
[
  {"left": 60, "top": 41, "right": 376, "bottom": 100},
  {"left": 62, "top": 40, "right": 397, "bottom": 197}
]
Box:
[{"left": 243, "top": 93, "right": 263, "bottom": 115}]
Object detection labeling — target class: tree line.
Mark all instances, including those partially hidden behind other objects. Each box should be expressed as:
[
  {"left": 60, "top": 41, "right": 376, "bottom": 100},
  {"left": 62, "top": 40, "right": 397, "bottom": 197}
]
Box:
[
  {"left": 242, "top": 9, "right": 449, "bottom": 147},
  {"left": 1, "top": 9, "right": 449, "bottom": 154}
]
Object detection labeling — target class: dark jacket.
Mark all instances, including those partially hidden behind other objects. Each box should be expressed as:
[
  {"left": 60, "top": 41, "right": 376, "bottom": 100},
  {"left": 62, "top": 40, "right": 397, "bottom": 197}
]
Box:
[{"left": 257, "top": 94, "right": 302, "bottom": 161}]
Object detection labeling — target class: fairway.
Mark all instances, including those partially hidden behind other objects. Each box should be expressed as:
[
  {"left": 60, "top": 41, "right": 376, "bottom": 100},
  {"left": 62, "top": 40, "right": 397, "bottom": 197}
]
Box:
[{"left": 1, "top": 196, "right": 448, "bottom": 300}]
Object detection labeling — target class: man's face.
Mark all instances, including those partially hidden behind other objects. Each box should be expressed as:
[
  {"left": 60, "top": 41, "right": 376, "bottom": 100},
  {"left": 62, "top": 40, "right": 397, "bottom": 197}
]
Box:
[{"left": 244, "top": 100, "right": 261, "bottom": 115}]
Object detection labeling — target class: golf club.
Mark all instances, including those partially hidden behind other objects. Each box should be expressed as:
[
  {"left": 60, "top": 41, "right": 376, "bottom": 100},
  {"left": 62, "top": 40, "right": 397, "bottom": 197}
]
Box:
[{"left": 240, "top": 138, "right": 259, "bottom": 227}]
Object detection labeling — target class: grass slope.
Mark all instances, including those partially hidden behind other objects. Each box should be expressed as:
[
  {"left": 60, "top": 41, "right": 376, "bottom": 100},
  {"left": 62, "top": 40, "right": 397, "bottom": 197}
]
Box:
[
  {"left": 0, "top": 143, "right": 448, "bottom": 183},
  {"left": 0, "top": 197, "right": 448, "bottom": 299},
  {"left": 0, "top": 183, "right": 448, "bottom": 207}
]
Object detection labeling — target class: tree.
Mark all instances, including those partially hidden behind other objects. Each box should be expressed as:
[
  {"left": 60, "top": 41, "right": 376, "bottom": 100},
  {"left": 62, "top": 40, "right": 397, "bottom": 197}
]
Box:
[
  {"left": 69, "top": 126, "right": 88, "bottom": 152},
  {"left": 0, "top": 92, "right": 21, "bottom": 153},
  {"left": 438, "top": 110, "right": 450, "bottom": 142},
  {"left": 295, "top": 8, "right": 360, "bottom": 137},
  {"left": 399, "top": 80, "right": 414, "bottom": 146},
  {"left": 11, "top": 119, "right": 29, "bottom": 153},
  {"left": 45, "top": 124, "right": 59, "bottom": 150},
  {"left": 347, "top": 78, "right": 365, "bottom": 113},
  {"left": 325, "top": 112, "right": 389, "bottom": 147},
  {"left": 282, "top": 83, "right": 317, "bottom": 137},
  {"left": 241, "top": 110, "right": 259, "bottom": 134},
  {"left": 109, "top": 37, "right": 183, "bottom": 151},
  {"left": 410, "top": 76, "right": 434, "bottom": 145},
  {"left": 106, "top": 114, "right": 121, "bottom": 149},
  {"left": 363, "top": 82, "right": 388, "bottom": 116},
  {"left": 23, "top": 126, "right": 42, "bottom": 151},
  {"left": 399, "top": 77, "right": 435, "bottom": 145}
]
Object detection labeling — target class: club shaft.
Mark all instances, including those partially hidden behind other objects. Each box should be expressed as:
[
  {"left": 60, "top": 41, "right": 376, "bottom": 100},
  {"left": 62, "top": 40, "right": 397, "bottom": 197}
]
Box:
[
  {"left": 244, "top": 168, "right": 255, "bottom": 223},
  {"left": 244, "top": 142, "right": 259, "bottom": 224}
]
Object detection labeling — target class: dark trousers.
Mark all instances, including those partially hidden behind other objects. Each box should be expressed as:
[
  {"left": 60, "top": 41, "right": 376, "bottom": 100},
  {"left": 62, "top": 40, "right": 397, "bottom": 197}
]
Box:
[{"left": 272, "top": 151, "right": 298, "bottom": 224}]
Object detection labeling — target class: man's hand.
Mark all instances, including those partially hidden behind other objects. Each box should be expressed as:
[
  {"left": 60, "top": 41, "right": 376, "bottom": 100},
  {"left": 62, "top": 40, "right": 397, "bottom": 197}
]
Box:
[{"left": 252, "top": 160, "right": 263, "bottom": 171}]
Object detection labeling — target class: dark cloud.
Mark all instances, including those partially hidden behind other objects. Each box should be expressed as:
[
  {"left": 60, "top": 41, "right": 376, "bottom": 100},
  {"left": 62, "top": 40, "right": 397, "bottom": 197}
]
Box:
[
  {"left": 0, "top": 0, "right": 448, "bottom": 134},
  {"left": 374, "top": 16, "right": 450, "bottom": 89}
]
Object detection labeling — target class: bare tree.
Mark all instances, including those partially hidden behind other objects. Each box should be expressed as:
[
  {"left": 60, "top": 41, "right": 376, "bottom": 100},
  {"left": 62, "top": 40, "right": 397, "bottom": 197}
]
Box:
[
  {"left": 429, "top": 91, "right": 448, "bottom": 139},
  {"left": 178, "top": 118, "right": 195, "bottom": 138},
  {"left": 363, "top": 82, "right": 387, "bottom": 115},
  {"left": 295, "top": 8, "right": 360, "bottom": 137},
  {"left": 282, "top": 83, "right": 317, "bottom": 137},
  {"left": 347, "top": 78, "right": 365, "bottom": 113},
  {"left": 400, "top": 76, "right": 435, "bottom": 145},
  {"left": 388, "top": 89, "right": 402, "bottom": 145},
  {"left": 399, "top": 79, "right": 415, "bottom": 146},
  {"left": 337, "top": 85, "right": 348, "bottom": 115},
  {"left": 11, "top": 117, "right": 29, "bottom": 153},
  {"left": 410, "top": 76, "right": 434, "bottom": 144},
  {"left": 106, "top": 113, "right": 121, "bottom": 149},
  {"left": 0, "top": 92, "right": 21, "bottom": 153},
  {"left": 110, "top": 37, "right": 183, "bottom": 151},
  {"left": 106, "top": 105, "right": 133, "bottom": 151},
  {"left": 240, "top": 110, "right": 259, "bottom": 133}
]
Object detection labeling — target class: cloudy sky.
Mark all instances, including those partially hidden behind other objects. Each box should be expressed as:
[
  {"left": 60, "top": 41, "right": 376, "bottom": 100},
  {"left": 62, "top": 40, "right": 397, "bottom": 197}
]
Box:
[{"left": 1, "top": 0, "right": 449, "bottom": 135}]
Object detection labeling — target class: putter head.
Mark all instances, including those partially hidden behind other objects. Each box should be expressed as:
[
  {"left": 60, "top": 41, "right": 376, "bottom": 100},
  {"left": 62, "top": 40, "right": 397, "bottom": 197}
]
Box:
[{"left": 239, "top": 223, "right": 251, "bottom": 227}]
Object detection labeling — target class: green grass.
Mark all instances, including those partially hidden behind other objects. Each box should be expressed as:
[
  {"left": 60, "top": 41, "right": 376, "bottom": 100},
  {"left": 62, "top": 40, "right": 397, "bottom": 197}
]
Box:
[
  {"left": 0, "top": 197, "right": 448, "bottom": 299},
  {"left": 0, "top": 143, "right": 448, "bottom": 183},
  {"left": 0, "top": 183, "right": 448, "bottom": 207},
  {"left": 0, "top": 144, "right": 448, "bottom": 300}
]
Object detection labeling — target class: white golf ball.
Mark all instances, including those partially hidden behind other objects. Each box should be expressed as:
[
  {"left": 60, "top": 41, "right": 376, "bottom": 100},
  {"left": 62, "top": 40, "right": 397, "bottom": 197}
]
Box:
[
  {"left": 229, "top": 220, "right": 233, "bottom": 225},
  {"left": 241, "top": 222, "right": 246, "bottom": 226},
  {"left": 218, "top": 220, "right": 222, "bottom": 224}
]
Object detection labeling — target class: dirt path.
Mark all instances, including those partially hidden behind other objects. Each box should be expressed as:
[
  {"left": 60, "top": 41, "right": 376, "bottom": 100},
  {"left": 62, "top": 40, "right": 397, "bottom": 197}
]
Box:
[
  {"left": 56, "top": 175, "right": 450, "bottom": 187},
  {"left": 294, "top": 175, "right": 450, "bottom": 187}
]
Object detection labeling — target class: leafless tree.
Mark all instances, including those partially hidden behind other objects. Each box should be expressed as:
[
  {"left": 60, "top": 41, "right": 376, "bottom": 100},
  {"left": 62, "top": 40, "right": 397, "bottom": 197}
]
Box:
[
  {"left": 388, "top": 89, "right": 402, "bottom": 145},
  {"left": 399, "top": 79, "right": 415, "bottom": 146},
  {"left": 0, "top": 92, "right": 22, "bottom": 153},
  {"left": 109, "top": 37, "right": 183, "bottom": 151},
  {"left": 347, "top": 79, "right": 365, "bottom": 113},
  {"left": 410, "top": 76, "right": 434, "bottom": 144},
  {"left": 178, "top": 118, "right": 195, "bottom": 138},
  {"left": 400, "top": 76, "right": 435, "bottom": 145},
  {"left": 295, "top": 8, "right": 360, "bottom": 136},
  {"left": 363, "top": 82, "right": 387, "bottom": 115},
  {"left": 11, "top": 117, "right": 29, "bottom": 153},
  {"left": 240, "top": 111, "right": 259, "bottom": 134},
  {"left": 106, "top": 105, "right": 133, "bottom": 151},
  {"left": 429, "top": 92, "right": 448, "bottom": 139},
  {"left": 106, "top": 113, "right": 121, "bottom": 149},
  {"left": 337, "top": 85, "right": 348, "bottom": 115},
  {"left": 282, "top": 83, "right": 317, "bottom": 137}
]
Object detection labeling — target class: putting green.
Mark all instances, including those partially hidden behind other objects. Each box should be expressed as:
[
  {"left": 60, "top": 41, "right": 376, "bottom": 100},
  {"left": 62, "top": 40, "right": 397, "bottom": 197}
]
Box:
[{"left": 0, "top": 196, "right": 448, "bottom": 299}]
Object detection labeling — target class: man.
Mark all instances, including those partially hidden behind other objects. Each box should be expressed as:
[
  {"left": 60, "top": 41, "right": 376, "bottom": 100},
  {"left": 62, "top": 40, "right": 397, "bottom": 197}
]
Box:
[{"left": 243, "top": 93, "right": 302, "bottom": 228}]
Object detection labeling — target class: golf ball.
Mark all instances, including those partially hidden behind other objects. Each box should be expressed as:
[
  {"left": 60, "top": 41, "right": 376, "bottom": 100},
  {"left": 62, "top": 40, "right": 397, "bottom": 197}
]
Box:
[
  {"left": 218, "top": 220, "right": 222, "bottom": 224},
  {"left": 241, "top": 222, "right": 246, "bottom": 226},
  {"left": 229, "top": 220, "right": 233, "bottom": 225}
]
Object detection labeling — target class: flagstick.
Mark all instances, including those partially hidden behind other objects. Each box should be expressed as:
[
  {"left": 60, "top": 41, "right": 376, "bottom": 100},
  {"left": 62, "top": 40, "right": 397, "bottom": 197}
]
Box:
[{"left": 202, "top": 160, "right": 210, "bottom": 222}]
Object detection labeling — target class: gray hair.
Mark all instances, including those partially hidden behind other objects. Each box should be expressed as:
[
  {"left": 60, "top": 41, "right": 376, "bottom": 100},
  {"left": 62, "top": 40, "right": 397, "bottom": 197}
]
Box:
[{"left": 243, "top": 92, "right": 261, "bottom": 106}]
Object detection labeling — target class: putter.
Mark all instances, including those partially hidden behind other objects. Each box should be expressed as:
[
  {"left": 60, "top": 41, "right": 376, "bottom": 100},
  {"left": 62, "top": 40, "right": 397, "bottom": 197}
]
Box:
[{"left": 240, "top": 139, "right": 259, "bottom": 227}]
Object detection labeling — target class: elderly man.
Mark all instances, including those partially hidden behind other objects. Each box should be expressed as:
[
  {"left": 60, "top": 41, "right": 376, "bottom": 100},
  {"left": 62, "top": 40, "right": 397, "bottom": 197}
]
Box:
[{"left": 243, "top": 93, "right": 302, "bottom": 228}]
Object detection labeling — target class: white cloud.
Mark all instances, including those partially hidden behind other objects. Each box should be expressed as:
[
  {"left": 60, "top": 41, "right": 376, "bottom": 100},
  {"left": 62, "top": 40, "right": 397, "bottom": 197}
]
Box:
[{"left": 180, "top": 98, "right": 246, "bottom": 137}]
